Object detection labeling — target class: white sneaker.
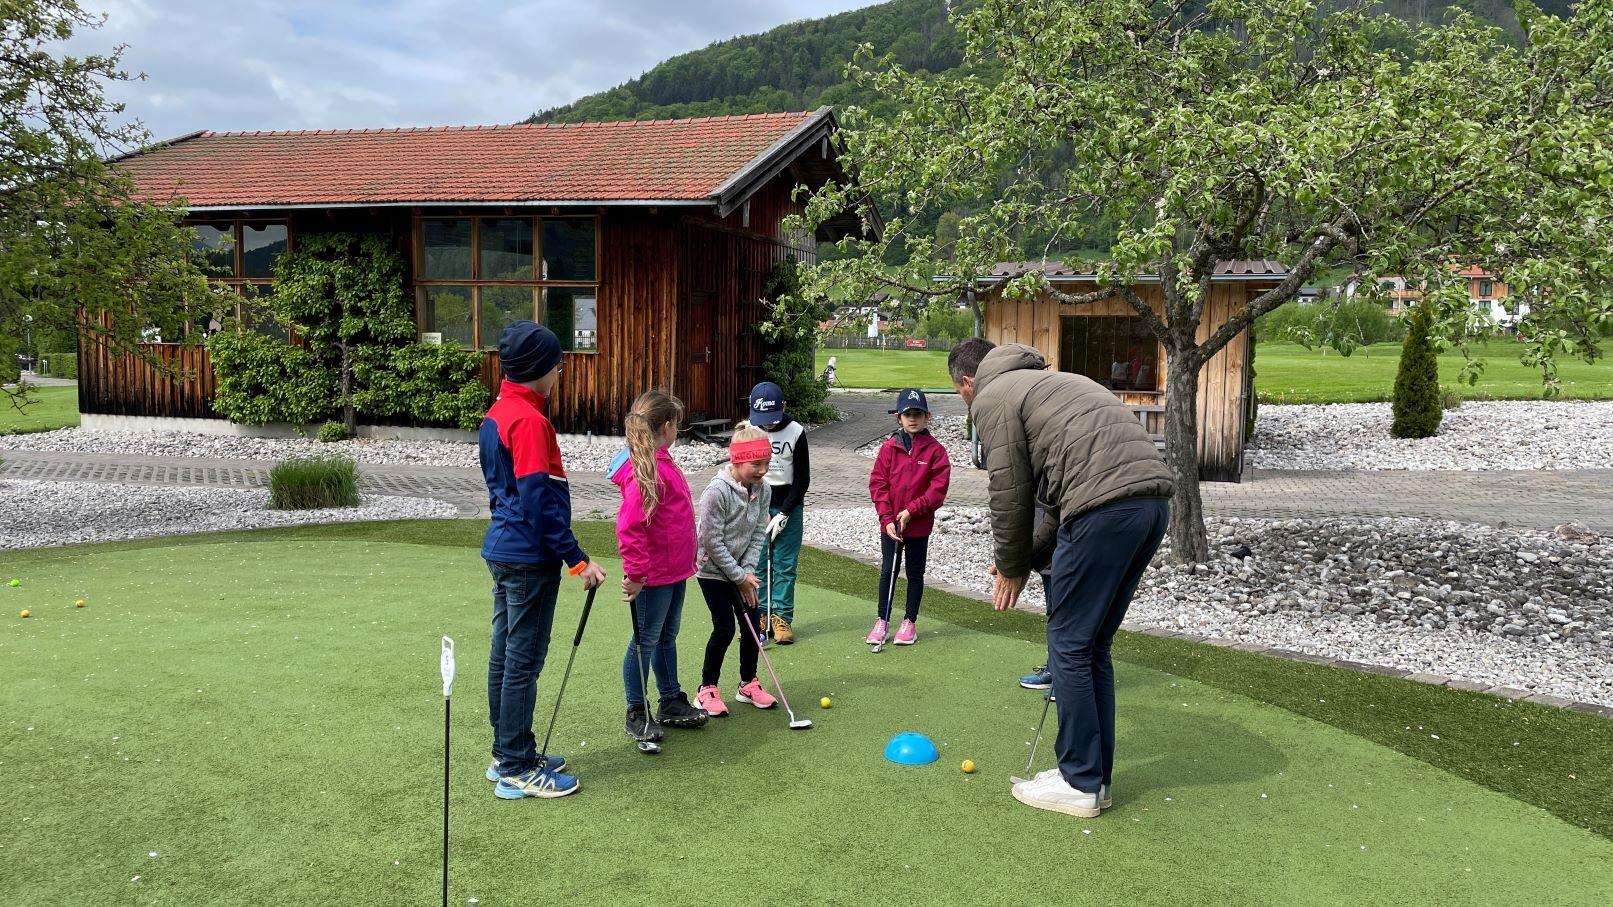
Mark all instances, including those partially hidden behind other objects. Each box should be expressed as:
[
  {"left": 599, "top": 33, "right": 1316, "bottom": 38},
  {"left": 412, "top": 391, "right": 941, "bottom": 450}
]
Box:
[
  {"left": 1011, "top": 773, "right": 1101, "bottom": 817},
  {"left": 1032, "top": 770, "right": 1111, "bottom": 809}
]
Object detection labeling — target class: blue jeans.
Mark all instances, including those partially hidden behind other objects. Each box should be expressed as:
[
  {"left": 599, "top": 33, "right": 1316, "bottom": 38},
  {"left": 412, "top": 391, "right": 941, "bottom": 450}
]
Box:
[
  {"left": 623, "top": 581, "right": 687, "bottom": 708},
  {"left": 486, "top": 560, "right": 562, "bottom": 775},
  {"left": 1046, "top": 497, "right": 1169, "bottom": 793}
]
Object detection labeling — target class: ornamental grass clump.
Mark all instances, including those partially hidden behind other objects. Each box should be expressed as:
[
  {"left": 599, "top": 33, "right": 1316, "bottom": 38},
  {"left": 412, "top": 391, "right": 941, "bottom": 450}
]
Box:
[{"left": 268, "top": 456, "right": 360, "bottom": 510}]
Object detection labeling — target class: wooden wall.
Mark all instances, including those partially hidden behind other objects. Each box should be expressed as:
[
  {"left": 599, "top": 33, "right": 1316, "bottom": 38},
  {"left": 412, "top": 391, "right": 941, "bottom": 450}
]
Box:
[
  {"left": 983, "top": 282, "right": 1256, "bottom": 482},
  {"left": 77, "top": 335, "right": 218, "bottom": 420}
]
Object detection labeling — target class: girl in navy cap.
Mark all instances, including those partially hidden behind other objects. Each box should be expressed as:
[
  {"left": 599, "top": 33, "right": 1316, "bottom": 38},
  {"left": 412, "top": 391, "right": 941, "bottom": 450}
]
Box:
[
  {"left": 748, "top": 381, "right": 810, "bottom": 644},
  {"left": 867, "top": 388, "right": 951, "bottom": 647}
]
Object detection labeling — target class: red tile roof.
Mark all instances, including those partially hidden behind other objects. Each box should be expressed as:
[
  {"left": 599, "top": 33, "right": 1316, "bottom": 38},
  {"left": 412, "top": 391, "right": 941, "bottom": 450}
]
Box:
[
  {"left": 988, "top": 259, "right": 1289, "bottom": 280},
  {"left": 114, "top": 111, "right": 826, "bottom": 208}
]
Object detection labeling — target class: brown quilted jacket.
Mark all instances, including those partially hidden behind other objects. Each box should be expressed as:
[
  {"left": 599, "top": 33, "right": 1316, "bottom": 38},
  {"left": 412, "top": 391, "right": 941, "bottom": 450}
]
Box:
[{"left": 972, "top": 344, "right": 1173, "bottom": 578}]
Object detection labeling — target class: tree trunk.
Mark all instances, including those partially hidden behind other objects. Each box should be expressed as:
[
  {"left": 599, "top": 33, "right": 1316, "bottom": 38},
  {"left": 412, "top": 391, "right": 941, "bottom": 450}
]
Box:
[
  {"left": 1164, "top": 349, "right": 1210, "bottom": 563},
  {"left": 340, "top": 339, "right": 355, "bottom": 433}
]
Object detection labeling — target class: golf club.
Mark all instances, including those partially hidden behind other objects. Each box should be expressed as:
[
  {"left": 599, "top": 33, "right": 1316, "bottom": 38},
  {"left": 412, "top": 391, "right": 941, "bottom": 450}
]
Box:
[
  {"left": 536, "top": 585, "right": 597, "bottom": 761},
  {"left": 735, "top": 594, "right": 812, "bottom": 730},
  {"left": 1010, "top": 689, "right": 1054, "bottom": 785},
  {"left": 439, "top": 635, "right": 455, "bottom": 907},
  {"left": 871, "top": 535, "right": 904, "bottom": 654},
  {"left": 764, "top": 533, "right": 774, "bottom": 646},
  {"left": 624, "top": 593, "right": 662, "bottom": 754}
]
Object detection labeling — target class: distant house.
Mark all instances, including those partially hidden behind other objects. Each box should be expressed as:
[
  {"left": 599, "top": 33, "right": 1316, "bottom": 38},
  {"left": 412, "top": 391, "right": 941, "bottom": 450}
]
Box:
[
  {"left": 86, "top": 108, "right": 871, "bottom": 433},
  {"left": 1342, "top": 266, "right": 1524, "bottom": 325},
  {"left": 978, "top": 260, "right": 1289, "bottom": 482}
]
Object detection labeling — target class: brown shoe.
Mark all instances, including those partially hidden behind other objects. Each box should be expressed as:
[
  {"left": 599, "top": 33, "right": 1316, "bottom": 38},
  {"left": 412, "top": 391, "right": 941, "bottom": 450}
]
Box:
[{"left": 770, "top": 614, "right": 795, "bottom": 645}]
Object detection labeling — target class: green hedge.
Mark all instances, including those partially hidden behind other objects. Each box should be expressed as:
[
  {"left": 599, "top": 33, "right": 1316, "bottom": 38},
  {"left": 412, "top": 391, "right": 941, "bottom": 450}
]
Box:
[
  {"left": 352, "top": 343, "right": 491, "bottom": 432},
  {"left": 37, "top": 352, "right": 77, "bottom": 379},
  {"left": 208, "top": 331, "right": 336, "bottom": 427}
]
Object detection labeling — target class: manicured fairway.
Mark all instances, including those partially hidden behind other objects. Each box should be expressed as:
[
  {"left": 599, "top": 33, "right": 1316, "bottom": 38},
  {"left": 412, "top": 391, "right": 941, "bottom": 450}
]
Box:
[
  {"left": 3, "top": 524, "right": 1610, "bottom": 906},
  {"left": 0, "top": 385, "right": 79, "bottom": 435}
]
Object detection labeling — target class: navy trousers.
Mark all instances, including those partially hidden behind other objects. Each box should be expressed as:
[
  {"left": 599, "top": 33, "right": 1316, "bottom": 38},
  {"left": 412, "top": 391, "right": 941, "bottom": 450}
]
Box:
[{"left": 1046, "top": 497, "right": 1169, "bottom": 793}]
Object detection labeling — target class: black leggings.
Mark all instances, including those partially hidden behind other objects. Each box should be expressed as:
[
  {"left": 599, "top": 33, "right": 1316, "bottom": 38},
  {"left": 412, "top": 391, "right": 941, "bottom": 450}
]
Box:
[
  {"left": 878, "top": 534, "right": 929, "bottom": 623},
  {"left": 699, "top": 577, "right": 761, "bottom": 688}
]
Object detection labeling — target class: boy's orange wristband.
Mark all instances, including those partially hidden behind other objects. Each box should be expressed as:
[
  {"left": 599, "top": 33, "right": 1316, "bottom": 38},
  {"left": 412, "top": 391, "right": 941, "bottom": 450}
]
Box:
[{"left": 568, "top": 560, "right": 589, "bottom": 576}]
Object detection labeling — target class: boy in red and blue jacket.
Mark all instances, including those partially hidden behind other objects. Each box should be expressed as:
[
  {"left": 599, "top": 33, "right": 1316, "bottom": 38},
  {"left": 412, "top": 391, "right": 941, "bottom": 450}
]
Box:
[
  {"left": 867, "top": 388, "right": 951, "bottom": 647},
  {"left": 479, "top": 321, "right": 605, "bottom": 800}
]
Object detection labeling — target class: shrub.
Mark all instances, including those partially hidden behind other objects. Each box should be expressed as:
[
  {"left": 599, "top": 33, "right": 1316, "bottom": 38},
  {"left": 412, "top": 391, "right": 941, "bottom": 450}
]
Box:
[
  {"left": 37, "top": 352, "right": 77, "bottom": 379},
  {"left": 761, "top": 257, "right": 836, "bottom": 423},
  {"left": 1391, "top": 304, "right": 1442, "bottom": 438},
  {"left": 352, "top": 343, "right": 491, "bottom": 431},
  {"left": 317, "top": 421, "right": 352, "bottom": 442},
  {"left": 1441, "top": 390, "right": 1464, "bottom": 410},
  {"left": 208, "top": 330, "right": 336, "bottom": 427},
  {"left": 268, "top": 456, "right": 360, "bottom": 510}
]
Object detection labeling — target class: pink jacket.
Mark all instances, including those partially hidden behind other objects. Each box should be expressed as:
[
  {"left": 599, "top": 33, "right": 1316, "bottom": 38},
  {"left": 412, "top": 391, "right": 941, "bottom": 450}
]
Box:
[
  {"left": 869, "top": 430, "right": 951, "bottom": 538},
  {"left": 609, "top": 445, "right": 697, "bottom": 586}
]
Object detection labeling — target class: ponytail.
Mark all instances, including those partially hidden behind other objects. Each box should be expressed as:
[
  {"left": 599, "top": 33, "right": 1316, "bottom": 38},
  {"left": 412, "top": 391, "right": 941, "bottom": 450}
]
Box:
[{"left": 624, "top": 390, "right": 684, "bottom": 522}]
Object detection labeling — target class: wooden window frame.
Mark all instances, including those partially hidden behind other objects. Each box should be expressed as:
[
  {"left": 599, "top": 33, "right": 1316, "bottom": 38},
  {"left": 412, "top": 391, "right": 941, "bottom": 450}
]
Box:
[
  {"left": 412, "top": 213, "right": 600, "bottom": 351},
  {"left": 183, "top": 217, "right": 292, "bottom": 338}
]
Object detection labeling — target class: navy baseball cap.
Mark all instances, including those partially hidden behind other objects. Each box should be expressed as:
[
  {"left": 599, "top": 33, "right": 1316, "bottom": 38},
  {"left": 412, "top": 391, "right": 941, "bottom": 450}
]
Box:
[
  {"left": 890, "top": 388, "right": 930, "bottom": 414},
  {"left": 748, "top": 381, "right": 786, "bottom": 427}
]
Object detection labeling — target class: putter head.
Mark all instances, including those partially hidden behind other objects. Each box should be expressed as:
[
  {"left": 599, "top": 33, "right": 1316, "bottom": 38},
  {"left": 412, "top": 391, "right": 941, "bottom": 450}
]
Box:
[
  {"left": 788, "top": 719, "right": 814, "bottom": 730},
  {"left": 1010, "top": 774, "right": 1032, "bottom": 785},
  {"left": 637, "top": 740, "right": 662, "bottom": 754}
]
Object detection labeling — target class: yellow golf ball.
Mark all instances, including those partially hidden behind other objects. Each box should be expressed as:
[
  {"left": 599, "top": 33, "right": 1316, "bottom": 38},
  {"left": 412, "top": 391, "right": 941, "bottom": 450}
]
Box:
[
  {"left": 819, "top": 697, "right": 832, "bottom": 709},
  {"left": 74, "top": 599, "right": 87, "bottom": 608},
  {"left": 19, "top": 609, "right": 30, "bottom": 618},
  {"left": 961, "top": 760, "right": 976, "bottom": 774}
]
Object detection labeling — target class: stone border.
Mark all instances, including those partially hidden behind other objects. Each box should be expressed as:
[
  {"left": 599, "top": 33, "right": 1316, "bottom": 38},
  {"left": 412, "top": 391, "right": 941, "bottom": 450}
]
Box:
[{"left": 807, "top": 542, "right": 1613, "bottom": 720}]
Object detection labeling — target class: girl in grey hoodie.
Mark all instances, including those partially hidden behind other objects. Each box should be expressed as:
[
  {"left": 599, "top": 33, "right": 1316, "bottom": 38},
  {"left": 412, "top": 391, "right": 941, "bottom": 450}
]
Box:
[{"left": 693, "top": 426, "right": 778, "bottom": 716}]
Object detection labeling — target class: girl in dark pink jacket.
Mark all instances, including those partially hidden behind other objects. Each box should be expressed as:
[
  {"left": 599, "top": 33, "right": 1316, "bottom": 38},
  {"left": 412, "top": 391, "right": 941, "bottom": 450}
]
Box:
[
  {"left": 867, "top": 388, "right": 952, "bottom": 647},
  {"left": 610, "top": 390, "right": 705, "bottom": 745}
]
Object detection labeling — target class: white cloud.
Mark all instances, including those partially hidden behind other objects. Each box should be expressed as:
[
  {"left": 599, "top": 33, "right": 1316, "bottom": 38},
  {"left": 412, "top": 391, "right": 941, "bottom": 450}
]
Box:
[{"left": 68, "top": 0, "right": 879, "bottom": 140}]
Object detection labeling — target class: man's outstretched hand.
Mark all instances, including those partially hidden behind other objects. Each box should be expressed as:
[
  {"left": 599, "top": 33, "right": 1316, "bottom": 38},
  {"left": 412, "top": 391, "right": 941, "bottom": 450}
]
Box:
[{"left": 989, "top": 564, "right": 1027, "bottom": 611}]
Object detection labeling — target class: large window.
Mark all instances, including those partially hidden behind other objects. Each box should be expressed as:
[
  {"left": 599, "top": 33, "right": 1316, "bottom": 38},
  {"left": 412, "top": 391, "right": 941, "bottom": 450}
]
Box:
[
  {"left": 1058, "top": 315, "right": 1159, "bottom": 392},
  {"left": 188, "top": 219, "right": 291, "bottom": 339},
  {"left": 415, "top": 215, "right": 598, "bottom": 352}
]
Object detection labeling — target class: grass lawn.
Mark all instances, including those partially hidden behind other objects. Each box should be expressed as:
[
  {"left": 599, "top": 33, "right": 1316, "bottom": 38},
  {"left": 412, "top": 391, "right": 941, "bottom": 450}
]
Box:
[
  {"left": 817, "top": 341, "right": 1613, "bottom": 403},
  {"left": 0, "top": 385, "right": 79, "bottom": 435},
  {"left": 3, "top": 521, "right": 1611, "bottom": 905},
  {"left": 1256, "top": 340, "right": 1613, "bottom": 404}
]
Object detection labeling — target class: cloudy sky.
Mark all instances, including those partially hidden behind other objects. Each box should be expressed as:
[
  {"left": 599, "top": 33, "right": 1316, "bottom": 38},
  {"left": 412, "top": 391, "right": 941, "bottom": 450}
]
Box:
[{"left": 73, "top": 1, "right": 878, "bottom": 142}]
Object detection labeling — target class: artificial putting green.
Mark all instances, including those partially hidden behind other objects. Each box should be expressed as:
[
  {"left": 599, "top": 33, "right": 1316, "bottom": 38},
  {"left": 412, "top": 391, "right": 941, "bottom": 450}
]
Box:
[{"left": 3, "top": 527, "right": 1611, "bottom": 906}]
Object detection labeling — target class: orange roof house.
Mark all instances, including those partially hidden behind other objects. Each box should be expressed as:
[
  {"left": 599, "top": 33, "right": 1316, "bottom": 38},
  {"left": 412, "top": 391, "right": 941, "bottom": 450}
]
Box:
[{"left": 86, "top": 109, "right": 872, "bottom": 433}]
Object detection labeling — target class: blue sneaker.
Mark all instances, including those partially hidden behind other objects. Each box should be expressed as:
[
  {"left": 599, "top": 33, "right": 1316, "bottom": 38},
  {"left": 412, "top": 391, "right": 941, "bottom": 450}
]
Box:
[
  {"left": 486, "top": 754, "right": 567, "bottom": 782},
  {"left": 494, "top": 766, "right": 580, "bottom": 800},
  {"left": 1019, "top": 665, "right": 1052, "bottom": 690}
]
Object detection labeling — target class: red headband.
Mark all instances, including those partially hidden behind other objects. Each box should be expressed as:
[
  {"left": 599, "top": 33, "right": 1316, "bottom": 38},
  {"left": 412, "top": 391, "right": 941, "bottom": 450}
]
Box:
[{"left": 729, "top": 438, "right": 771, "bottom": 464}]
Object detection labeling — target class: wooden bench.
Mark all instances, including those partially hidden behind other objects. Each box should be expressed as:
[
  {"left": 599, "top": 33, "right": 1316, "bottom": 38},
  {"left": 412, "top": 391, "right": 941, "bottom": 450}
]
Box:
[
  {"left": 1127, "top": 404, "right": 1168, "bottom": 452},
  {"left": 688, "top": 418, "right": 733, "bottom": 443}
]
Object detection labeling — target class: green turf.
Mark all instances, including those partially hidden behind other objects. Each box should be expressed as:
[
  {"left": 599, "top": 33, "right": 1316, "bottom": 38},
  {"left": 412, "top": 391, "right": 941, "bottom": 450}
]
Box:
[
  {"left": 0, "top": 385, "right": 79, "bottom": 435},
  {"left": 3, "top": 523, "right": 1611, "bottom": 905},
  {"left": 815, "top": 341, "right": 1613, "bottom": 402}
]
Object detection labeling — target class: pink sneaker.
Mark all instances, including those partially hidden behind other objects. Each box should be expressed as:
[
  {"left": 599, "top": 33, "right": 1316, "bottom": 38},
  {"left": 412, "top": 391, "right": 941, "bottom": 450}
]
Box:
[
  {"left": 866, "top": 619, "right": 889, "bottom": 646},
  {"left": 893, "top": 619, "right": 917, "bottom": 645},
  {"left": 735, "top": 678, "right": 776, "bottom": 709},
  {"left": 696, "top": 684, "right": 729, "bottom": 717}
]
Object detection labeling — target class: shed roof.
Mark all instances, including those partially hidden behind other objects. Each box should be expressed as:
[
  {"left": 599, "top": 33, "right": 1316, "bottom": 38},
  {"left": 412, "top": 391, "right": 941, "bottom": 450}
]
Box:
[{"left": 112, "top": 108, "right": 869, "bottom": 235}]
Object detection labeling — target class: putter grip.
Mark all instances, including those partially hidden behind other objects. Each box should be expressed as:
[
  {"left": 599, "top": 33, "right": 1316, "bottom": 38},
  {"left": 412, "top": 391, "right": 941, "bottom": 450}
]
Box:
[{"left": 573, "top": 586, "right": 597, "bottom": 646}]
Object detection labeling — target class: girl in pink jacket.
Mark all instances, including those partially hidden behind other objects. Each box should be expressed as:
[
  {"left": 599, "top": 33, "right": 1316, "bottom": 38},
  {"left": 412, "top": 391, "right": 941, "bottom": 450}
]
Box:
[
  {"left": 610, "top": 390, "right": 706, "bottom": 747},
  {"left": 867, "top": 389, "right": 951, "bottom": 647}
]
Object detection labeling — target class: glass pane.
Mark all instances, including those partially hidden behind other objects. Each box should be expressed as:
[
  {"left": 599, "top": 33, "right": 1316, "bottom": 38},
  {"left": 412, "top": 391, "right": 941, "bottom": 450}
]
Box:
[
  {"left": 541, "top": 218, "right": 596, "bottom": 281},
  {"left": 191, "top": 221, "right": 235, "bottom": 277},
  {"left": 479, "top": 218, "right": 533, "bottom": 280},
  {"left": 421, "top": 286, "right": 474, "bottom": 347},
  {"left": 422, "top": 219, "right": 473, "bottom": 280},
  {"left": 241, "top": 285, "right": 289, "bottom": 342},
  {"left": 543, "top": 287, "right": 597, "bottom": 352},
  {"left": 479, "top": 285, "right": 536, "bottom": 349},
  {"left": 241, "top": 222, "right": 288, "bottom": 278}
]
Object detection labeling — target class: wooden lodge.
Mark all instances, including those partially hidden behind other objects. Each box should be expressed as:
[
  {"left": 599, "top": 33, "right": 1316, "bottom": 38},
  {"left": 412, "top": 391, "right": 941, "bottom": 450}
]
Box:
[
  {"left": 87, "top": 108, "right": 871, "bottom": 434},
  {"left": 979, "top": 260, "right": 1289, "bottom": 482}
]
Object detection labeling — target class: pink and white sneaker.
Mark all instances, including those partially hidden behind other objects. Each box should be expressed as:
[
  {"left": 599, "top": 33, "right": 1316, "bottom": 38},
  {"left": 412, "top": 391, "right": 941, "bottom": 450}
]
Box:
[
  {"left": 696, "top": 684, "right": 729, "bottom": 717},
  {"left": 866, "top": 619, "right": 889, "bottom": 647},
  {"left": 735, "top": 678, "right": 776, "bottom": 709},
  {"left": 893, "top": 619, "right": 918, "bottom": 646}
]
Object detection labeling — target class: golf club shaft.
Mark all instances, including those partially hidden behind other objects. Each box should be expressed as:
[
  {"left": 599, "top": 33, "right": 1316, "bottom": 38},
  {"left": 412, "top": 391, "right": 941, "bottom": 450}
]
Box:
[
  {"left": 1024, "top": 692, "right": 1053, "bottom": 776},
  {"left": 442, "top": 694, "right": 450, "bottom": 907},
  {"left": 537, "top": 586, "right": 597, "bottom": 759},
  {"left": 885, "top": 534, "right": 904, "bottom": 623},
  {"left": 741, "top": 598, "right": 797, "bottom": 717},
  {"left": 626, "top": 593, "right": 655, "bottom": 741}
]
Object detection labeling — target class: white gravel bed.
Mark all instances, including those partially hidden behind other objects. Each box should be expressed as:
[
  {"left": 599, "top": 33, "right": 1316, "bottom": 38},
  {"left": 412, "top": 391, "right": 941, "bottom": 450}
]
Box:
[
  {"left": 0, "top": 426, "right": 728, "bottom": 474},
  {"left": 802, "top": 506, "right": 1613, "bottom": 706},
  {"left": 856, "top": 414, "right": 974, "bottom": 466},
  {"left": 0, "top": 480, "right": 456, "bottom": 550},
  {"left": 1248, "top": 401, "right": 1613, "bottom": 470}
]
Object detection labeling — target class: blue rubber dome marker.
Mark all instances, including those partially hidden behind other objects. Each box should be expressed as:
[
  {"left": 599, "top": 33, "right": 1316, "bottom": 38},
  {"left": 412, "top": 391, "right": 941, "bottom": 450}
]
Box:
[{"left": 884, "top": 732, "right": 940, "bottom": 765}]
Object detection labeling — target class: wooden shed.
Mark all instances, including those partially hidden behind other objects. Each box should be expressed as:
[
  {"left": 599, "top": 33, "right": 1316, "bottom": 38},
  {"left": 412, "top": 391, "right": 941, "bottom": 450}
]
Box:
[
  {"left": 85, "top": 108, "right": 870, "bottom": 434},
  {"left": 979, "top": 260, "right": 1288, "bottom": 482}
]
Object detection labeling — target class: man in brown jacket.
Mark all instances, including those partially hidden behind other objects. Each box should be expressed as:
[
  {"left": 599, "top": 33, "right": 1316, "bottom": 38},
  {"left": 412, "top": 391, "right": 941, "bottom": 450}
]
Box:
[{"left": 948, "top": 338, "right": 1172, "bottom": 818}]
